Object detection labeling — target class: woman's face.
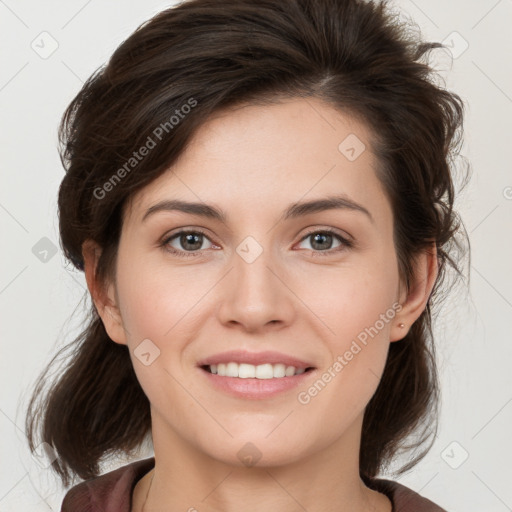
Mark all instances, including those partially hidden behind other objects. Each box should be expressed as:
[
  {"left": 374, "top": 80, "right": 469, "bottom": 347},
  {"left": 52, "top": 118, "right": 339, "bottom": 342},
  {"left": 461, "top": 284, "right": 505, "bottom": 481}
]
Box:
[{"left": 94, "top": 98, "right": 418, "bottom": 468}]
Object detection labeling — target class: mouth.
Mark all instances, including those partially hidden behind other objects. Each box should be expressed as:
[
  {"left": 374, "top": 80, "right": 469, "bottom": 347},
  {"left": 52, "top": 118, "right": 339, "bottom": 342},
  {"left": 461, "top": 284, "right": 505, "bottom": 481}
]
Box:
[
  {"left": 200, "top": 362, "right": 316, "bottom": 379},
  {"left": 196, "top": 350, "right": 317, "bottom": 399}
]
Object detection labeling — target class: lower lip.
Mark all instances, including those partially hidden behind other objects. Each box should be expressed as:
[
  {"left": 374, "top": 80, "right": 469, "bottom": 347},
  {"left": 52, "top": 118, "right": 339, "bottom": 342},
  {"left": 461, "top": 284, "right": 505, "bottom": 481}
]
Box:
[{"left": 199, "top": 367, "right": 316, "bottom": 399}]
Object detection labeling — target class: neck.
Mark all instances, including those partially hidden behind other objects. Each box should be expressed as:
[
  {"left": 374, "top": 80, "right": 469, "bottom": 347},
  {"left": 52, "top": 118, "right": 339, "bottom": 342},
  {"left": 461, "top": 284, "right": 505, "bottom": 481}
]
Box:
[{"left": 134, "top": 411, "right": 392, "bottom": 512}]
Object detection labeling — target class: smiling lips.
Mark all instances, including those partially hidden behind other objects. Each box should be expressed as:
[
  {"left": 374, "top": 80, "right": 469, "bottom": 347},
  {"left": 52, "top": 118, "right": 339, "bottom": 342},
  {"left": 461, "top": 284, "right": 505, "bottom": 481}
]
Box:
[
  {"left": 197, "top": 350, "right": 316, "bottom": 399},
  {"left": 198, "top": 349, "right": 314, "bottom": 377},
  {"left": 208, "top": 362, "right": 307, "bottom": 379}
]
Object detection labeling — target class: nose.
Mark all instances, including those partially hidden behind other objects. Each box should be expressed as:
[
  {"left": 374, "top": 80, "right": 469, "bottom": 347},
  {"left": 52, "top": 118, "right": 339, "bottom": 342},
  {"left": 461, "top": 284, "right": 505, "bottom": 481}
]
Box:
[{"left": 216, "top": 241, "right": 296, "bottom": 333}]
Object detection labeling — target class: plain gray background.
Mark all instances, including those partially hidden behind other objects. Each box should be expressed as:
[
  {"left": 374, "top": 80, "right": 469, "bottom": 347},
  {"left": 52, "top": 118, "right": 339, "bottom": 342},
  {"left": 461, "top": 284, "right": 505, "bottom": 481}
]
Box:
[{"left": 1, "top": 0, "right": 511, "bottom": 510}]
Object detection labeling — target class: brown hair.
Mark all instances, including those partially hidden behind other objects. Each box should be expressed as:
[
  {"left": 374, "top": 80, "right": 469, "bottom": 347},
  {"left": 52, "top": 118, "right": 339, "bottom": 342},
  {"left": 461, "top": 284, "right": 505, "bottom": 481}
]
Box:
[{"left": 26, "top": 0, "right": 469, "bottom": 487}]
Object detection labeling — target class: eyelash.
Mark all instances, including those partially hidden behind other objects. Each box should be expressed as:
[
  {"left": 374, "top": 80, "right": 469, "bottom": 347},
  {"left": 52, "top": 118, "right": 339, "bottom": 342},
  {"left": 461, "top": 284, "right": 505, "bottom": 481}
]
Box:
[{"left": 160, "top": 228, "right": 354, "bottom": 259}]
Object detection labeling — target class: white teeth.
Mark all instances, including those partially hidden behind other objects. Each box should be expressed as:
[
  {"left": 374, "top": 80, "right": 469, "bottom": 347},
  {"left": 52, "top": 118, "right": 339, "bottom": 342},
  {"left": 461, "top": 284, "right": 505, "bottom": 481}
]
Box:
[
  {"left": 238, "top": 363, "right": 256, "bottom": 378},
  {"left": 255, "top": 363, "right": 273, "bottom": 379},
  {"left": 226, "top": 362, "right": 238, "bottom": 377},
  {"left": 208, "top": 362, "right": 308, "bottom": 378},
  {"left": 273, "top": 364, "right": 286, "bottom": 378},
  {"left": 285, "top": 365, "right": 296, "bottom": 377}
]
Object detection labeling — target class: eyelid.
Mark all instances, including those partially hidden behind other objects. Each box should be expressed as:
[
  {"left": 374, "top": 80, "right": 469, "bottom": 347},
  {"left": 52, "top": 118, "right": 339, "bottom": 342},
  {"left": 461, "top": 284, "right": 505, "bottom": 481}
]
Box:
[
  {"left": 298, "top": 226, "right": 354, "bottom": 244},
  {"left": 160, "top": 228, "right": 217, "bottom": 256},
  {"left": 295, "top": 227, "right": 354, "bottom": 255},
  {"left": 160, "top": 226, "right": 354, "bottom": 257}
]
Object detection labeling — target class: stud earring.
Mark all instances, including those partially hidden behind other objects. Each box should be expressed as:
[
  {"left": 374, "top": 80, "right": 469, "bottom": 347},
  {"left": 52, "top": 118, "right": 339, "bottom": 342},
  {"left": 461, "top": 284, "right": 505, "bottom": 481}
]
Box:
[{"left": 398, "top": 323, "right": 405, "bottom": 328}]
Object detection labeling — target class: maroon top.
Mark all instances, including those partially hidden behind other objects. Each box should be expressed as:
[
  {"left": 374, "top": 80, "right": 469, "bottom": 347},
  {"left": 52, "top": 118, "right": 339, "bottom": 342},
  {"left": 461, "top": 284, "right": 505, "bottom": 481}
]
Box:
[{"left": 61, "top": 457, "right": 448, "bottom": 512}]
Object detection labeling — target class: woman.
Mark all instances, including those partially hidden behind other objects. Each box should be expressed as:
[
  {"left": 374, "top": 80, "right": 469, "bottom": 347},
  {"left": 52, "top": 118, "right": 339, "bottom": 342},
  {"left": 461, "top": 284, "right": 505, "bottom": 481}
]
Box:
[{"left": 26, "top": 0, "right": 468, "bottom": 510}]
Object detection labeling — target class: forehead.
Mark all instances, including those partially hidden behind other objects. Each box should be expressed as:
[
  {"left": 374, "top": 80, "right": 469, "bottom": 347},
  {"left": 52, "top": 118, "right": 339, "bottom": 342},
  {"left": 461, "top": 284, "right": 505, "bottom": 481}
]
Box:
[{"left": 124, "top": 98, "right": 386, "bottom": 224}]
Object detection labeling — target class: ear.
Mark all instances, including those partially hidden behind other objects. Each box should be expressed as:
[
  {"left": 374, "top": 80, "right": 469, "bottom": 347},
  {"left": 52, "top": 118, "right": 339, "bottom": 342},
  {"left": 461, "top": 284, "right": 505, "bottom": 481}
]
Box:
[
  {"left": 390, "top": 243, "right": 438, "bottom": 342},
  {"left": 82, "top": 239, "right": 127, "bottom": 345}
]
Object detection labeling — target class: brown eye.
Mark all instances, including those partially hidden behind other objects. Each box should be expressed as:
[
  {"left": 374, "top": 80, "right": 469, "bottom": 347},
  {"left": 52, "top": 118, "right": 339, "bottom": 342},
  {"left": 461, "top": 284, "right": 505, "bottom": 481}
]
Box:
[
  {"left": 162, "top": 230, "right": 214, "bottom": 257},
  {"left": 297, "top": 229, "right": 353, "bottom": 256}
]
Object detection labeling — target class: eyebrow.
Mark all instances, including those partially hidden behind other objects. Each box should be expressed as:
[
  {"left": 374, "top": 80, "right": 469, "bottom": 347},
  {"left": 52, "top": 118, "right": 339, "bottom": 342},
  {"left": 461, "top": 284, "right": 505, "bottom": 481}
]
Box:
[{"left": 142, "top": 194, "right": 373, "bottom": 224}]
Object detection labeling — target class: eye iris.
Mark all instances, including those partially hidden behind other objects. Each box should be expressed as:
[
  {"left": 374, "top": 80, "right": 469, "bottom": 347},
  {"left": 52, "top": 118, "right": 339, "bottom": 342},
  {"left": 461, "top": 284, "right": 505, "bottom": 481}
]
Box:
[
  {"left": 173, "top": 232, "right": 339, "bottom": 252},
  {"left": 181, "top": 233, "right": 202, "bottom": 251},
  {"left": 311, "top": 232, "right": 332, "bottom": 250}
]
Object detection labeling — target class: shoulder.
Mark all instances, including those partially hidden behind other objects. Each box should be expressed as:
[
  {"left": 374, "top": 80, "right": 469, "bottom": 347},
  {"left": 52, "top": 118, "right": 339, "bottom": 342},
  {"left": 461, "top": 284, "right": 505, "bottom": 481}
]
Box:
[
  {"left": 60, "top": 457, "right": 155, "bottom": 512},
  {"left": 366, "top": 476, "right": 449, "bottom": 512}
]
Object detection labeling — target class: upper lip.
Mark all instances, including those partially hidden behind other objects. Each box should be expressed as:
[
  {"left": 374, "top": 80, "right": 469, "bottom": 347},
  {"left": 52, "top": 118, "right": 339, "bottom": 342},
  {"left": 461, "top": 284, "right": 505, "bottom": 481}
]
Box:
[{"left": 197, "top": 350, "right": 315, "bottom": 370}]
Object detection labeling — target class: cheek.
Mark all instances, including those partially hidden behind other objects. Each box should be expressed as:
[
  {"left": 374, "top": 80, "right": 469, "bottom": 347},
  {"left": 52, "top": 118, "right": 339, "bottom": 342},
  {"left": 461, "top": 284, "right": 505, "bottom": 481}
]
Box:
[
  {"left": 113, "top": 260, "right": 198, "bottom": 413},
  {"left": 293, "top": 261, "right": 399, "bottom": 407},
  {"left": 293, "top": 256, "right": 400, "bottom": 341},
  {"left": 113, "top": 257, "right": 214, "bottom": 393},
  {"left": 116, "top": 258, "right": 204, "bottom": 342}
]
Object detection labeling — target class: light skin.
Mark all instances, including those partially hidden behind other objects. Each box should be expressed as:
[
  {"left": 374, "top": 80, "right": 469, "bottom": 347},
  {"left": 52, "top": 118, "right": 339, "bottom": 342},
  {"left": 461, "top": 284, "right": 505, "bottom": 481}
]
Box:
[{"left": 83, "top": 98, "right": 438, "bottom": 512}]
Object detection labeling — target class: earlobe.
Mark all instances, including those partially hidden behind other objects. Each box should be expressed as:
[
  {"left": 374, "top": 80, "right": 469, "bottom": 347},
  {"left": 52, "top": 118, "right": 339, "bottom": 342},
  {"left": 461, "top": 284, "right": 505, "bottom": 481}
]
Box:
[
  {"left": 82, "top": 239, "right": 127, "bottom": 346},
  {"left": 390, "top": 243, "right": 438, "bottom": 342}
]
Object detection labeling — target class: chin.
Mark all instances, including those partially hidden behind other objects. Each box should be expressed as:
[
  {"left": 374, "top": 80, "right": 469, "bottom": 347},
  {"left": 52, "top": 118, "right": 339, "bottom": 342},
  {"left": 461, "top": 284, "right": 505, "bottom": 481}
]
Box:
[{"left": 203, "top": 433, "right": 307, "bottom": 469}]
